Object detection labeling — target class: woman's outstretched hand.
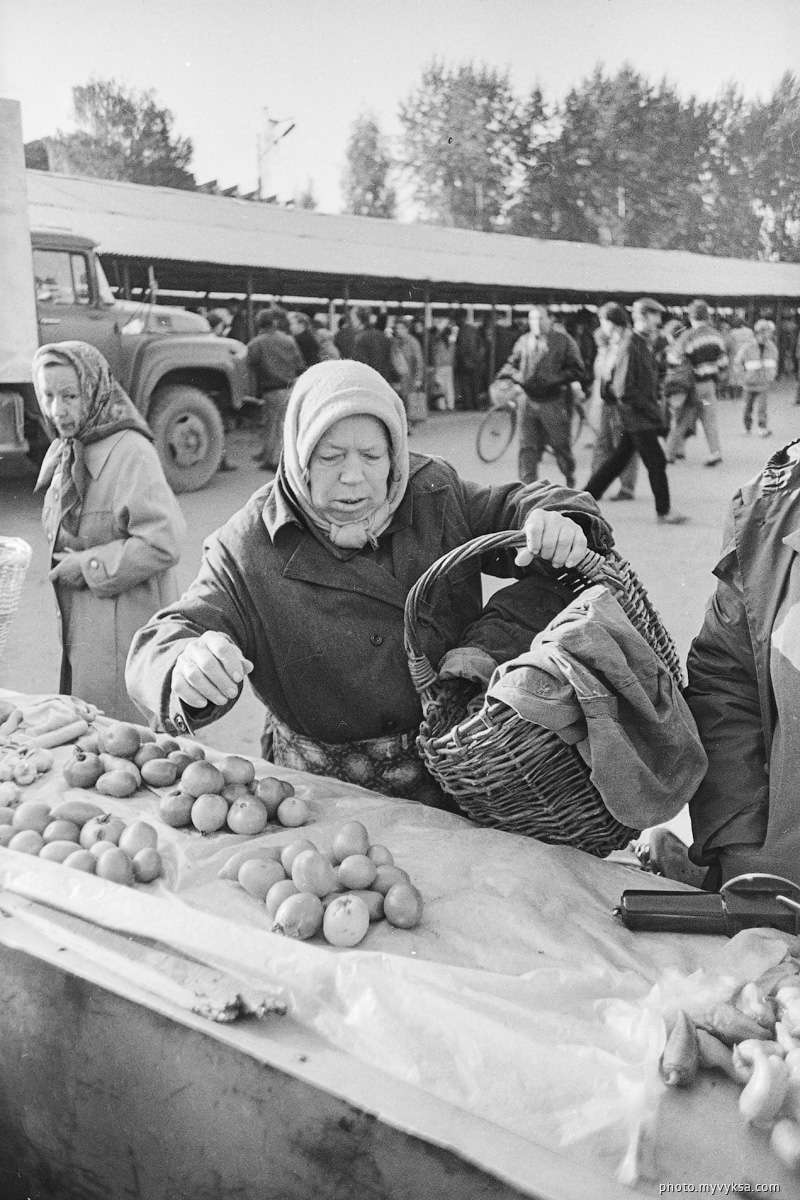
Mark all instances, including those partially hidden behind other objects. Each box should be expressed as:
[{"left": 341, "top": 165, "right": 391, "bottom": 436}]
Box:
[
  {"left": 516, "top": 509, "right": 588, "bottom": 571},
  {"left": 172, "top": 631, "right": 253, "bottom": 709}
]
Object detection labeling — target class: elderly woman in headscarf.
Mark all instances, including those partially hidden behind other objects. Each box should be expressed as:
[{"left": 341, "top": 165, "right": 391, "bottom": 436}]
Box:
[
  {"left": 34, "top": 341, "right": 186, "bottom": 723},
  {"left": 127, "top": 361, "right": 613, "bottom": 805}
]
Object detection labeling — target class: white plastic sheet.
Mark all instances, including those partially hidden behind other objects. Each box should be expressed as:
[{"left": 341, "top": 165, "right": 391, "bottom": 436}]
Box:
[{"left": 0, "top": 700, "right": 795, "bottom": 1190}]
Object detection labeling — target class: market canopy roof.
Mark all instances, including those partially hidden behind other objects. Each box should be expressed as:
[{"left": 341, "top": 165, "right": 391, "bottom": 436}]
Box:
[{"left": 25, "top": 168, "right": 800, "bottom": 305}]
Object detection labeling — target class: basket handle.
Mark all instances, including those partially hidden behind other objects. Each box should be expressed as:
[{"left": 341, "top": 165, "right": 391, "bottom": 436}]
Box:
[{"left": 403, "top": 530, "right": 608, "bottom": 695}]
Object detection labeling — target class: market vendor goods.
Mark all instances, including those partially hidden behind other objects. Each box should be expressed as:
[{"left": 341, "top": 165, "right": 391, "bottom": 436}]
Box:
[
  {"left": 2, "top": 794, "right": 162, "bottom": 883},
  {"left": 223, "top": 820, "right": 424, "bottom": 949},
  {"left": 659, "top": 955, "right": 800, "bottom": 1178}
]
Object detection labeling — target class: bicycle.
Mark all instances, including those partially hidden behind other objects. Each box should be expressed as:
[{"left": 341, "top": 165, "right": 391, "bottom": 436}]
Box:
[{"left": 475, "top": 377, "right": 595, "bottom": 464}]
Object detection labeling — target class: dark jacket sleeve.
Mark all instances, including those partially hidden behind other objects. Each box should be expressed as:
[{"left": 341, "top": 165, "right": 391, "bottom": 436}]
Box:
[
  {"left": 126, "top": 530, "right": 258, "bottom": 731},
  {"left": 685, "top": 517, "right": 769, "bottom": 866},
  {"left": 451, "top": 467, "right": 614, "bottom": 576}
]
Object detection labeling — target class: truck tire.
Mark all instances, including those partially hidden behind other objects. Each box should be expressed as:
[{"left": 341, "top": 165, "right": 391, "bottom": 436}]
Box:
[{"left": 148, "top": 384, "right": 224, "bottom": 493}]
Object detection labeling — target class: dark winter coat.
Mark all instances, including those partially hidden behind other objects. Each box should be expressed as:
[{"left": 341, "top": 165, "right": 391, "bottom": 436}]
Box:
[{"left": 126, "top": 456, "right": 612, "bottom": 744}]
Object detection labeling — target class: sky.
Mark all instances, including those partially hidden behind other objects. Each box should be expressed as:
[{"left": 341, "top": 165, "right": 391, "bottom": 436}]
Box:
[{"left": 1, "top": 0, "right": 799, "bottom": 214}]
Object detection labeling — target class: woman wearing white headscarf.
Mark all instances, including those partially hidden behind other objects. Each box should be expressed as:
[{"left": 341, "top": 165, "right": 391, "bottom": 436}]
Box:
[
  {"left": 127, "top": 361, "right": 612, "bottom": 804},
  {"left": 33, "top": 341, "right": 186, "bottom": 722}
]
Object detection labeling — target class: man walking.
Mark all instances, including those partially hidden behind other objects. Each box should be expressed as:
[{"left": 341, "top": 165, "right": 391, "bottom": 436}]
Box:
[
  {"left": 352, "top": 307, "right": 395, "bottom": 383},
  {"left": 667, "top": 299, "right": 727, "bottom": 467},
  {"left": 501, "top": 305, "right": 586, "bottom": 486},
  {"left": 584, "top": 302, "right": 687, "bottom": 526},
  {"left": 736, "top": 319, "right": 779, "bottom": 437},
  {"left": 246, "top": 309, "right": 305, "bottom": 469}
]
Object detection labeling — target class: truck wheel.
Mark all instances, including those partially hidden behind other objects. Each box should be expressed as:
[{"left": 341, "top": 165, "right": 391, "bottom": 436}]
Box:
[{"left": 148, "top": 385, "right": 224, "bottom": 493}]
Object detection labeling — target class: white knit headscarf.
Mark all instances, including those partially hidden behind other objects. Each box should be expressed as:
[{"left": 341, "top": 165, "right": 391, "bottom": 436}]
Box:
[{"left": 279, "top": 361, "right": 410, "bottom": 549}]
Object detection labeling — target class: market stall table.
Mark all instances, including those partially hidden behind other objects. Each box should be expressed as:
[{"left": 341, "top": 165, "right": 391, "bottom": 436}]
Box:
[{"left": 0, "top": 690, "right": 798, "bottom": 1200}]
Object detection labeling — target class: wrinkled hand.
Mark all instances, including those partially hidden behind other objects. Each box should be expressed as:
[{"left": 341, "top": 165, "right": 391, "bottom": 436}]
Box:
[
  {"left": 172, "top": 631, "right": 253, "bottom": 709},
  {"left": 49, "top": 550, "right": 88, "bottom": 589},
  {"left": 515, "top": 509, "right": 589, "bottom": 571}
]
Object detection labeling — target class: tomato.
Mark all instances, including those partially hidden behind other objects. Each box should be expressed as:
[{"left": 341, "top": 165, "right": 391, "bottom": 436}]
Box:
[
  {"left": 11, "top": 801, "right": 52, "bottom": 834},
  {"left": 272, "top": 892, "right": 323, "bottom": 940},
  {"left": 79, "top": 814, "right": 126, "bottom": 848},
  {"left": 190, "top": 793, "right": 229, "bottom": 833},
  {"left": 383, "top": 882, "right": 424, "bottom": 929},
  {"left": 331, "top": 821, "right": 370, "bottom": 863},
  {"left": 181, "top": 761, "right": 226, "bottom": 799},
  {"left": 366, "top": 844, "right": 394, "bottom": 867},
  {"left": 323, "top": 895, "right": 370, "bottom": 947},
  {"left": 159, "top": 789, "right": 194, "bottom": 828},
  {"left": 96, "top": 847, "right": 135, "bottom": 886},
  {"left": 226, "top": 797, "right": 269, "bottom": 836},
  {"left": 132, "top": 848, "right": 163, "bottom": 883},
  {"left": 118, "top": 821, "right": 158, "bottom": 856},
  {"left": 291, "top": 849, "right": 336, "bottom": 897},
  {"left": 265, "top": 879, "right": 299, "bottom": 919},
  {"left": 279, "top": 838, "right": 316, "bottom": 876},
  {"left": 237, "top": 858, "right": 286, "bottom": 900},
  {"left": 276, "top": 796, "right": 309, "bottom": 828},
  {"left": 372, "top": 864, "right": 412, "bottom": 896},
  {"left": 219, "top": 756, "right": 256, "bottom": 786},
  {"left": 337, "top": 854, "right": 377, "bottom": 890}
]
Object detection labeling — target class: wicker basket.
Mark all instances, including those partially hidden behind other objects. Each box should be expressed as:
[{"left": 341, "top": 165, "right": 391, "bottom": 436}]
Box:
[
  {"left": 404, "top": 532, "right": 683, "bottom": 856},
  {"left": 0, "top": 537, "right": 32, "bottom": 670}
]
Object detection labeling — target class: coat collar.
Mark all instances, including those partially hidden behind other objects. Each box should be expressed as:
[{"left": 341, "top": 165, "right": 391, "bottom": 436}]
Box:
[
  {"left": 82, "top": 429, "right": 129, "bottom": 479},
  {"left": 261, "top": 454, "right": 443, "bottom": 611}
]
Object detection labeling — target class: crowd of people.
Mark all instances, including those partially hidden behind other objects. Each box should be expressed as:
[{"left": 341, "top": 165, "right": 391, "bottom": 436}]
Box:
[{"left": 26, "top": 286, "right": 800, "bottom": 893}]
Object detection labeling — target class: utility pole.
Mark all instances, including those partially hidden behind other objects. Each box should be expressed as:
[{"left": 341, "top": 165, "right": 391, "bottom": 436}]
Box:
[{"left": 256, "top": 108, "right": 296, "bottom": 202}]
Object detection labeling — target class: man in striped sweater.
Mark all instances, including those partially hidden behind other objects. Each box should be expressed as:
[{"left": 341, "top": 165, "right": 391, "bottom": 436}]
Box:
[{"left": 668, "top": 299, "right": 728, "bottom": 467}]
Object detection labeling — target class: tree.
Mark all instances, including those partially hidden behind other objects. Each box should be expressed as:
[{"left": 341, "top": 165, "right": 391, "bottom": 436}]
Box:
[
  {"left": 50, "top": 78, "right": 195, "bottom": 189},
  {"left": 699, "top": 85, "right": 763, "bottom": 259},
  {"left": 749, "top": 72, "right": 800, "bottom": 261},
  {"left": 399, "top": 60, "right": 523, "bottom": 230},
  {"left": 512, "top": 65, "right": 708, "bottom": 250},
  {"left": 341, "top": 112, "right": 396, "bottom": 218}
]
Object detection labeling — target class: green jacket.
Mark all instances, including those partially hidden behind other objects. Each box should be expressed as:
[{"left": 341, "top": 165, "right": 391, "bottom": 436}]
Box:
[
  {"left": 687, "top": 439, "right": 800, "bottom": 884},
  {"left": 126, "top": 454, "right": 612, "bottom": 744}
]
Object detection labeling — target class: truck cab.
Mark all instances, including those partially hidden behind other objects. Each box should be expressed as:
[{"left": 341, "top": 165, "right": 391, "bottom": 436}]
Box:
[{"left": 26, "top": 229, "right": 252, "bottom": 492}]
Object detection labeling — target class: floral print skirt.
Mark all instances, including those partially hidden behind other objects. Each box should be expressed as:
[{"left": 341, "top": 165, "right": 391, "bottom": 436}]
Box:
[{"left": 261, "top": 710, "right": 454, "bottom": 810}]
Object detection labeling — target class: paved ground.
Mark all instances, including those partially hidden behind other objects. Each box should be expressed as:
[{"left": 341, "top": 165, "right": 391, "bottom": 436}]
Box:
[{"left": 2, "top": 381, "right": 798, "bottom": 812}]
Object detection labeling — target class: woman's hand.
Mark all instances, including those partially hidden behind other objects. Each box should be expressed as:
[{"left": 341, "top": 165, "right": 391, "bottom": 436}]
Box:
[
  {"left": 172, "top": 631, "right": 253, "bottom": 709},
  {"left": 516, "top": 510, "right": 589, "bottom": 571},
  {"left": 49, "top": 550, "right": 88, "bottom": 589}
]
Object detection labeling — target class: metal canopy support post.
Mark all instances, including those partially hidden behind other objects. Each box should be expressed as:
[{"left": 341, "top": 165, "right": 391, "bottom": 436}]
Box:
[
  {"left": 775, "top": 297, "right": 787, "bottom": 376},
  {"left": 246, "top": 274, "right": 255, "bottom": 342},
  {"left": 423, "top": 283, "right": 432, "bottom": 405},
  {"left": 121, "top": 261, "right": 132, "bottom": 302},
  {"left": 488, "top": 290, "right": 497, "bottom": 384}
]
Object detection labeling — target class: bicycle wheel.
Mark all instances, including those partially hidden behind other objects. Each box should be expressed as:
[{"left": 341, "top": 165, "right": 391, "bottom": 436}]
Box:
[{"left": 476, "top": 404, "right": 516, "bottom": 463}]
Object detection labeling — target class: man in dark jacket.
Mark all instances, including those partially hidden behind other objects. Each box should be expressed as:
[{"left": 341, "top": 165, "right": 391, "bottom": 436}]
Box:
[
  {"left": 352, "top": 307, "right": 395, "bottom": 383},
  {"left": 584, "top": 302, "right": 687, "bottom": 525},
  {"left": 454, "top": 316, "right": 486, "bottom": 411},
  {"left": 246, "top": 309, "right": 305, "bottom": 468},
  {"left": 502, "top": 306, "right": 586, "bottom": 486}
]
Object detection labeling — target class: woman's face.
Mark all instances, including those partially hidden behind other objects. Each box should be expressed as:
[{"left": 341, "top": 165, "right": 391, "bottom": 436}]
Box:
[
  {"left": 38, "top": 363, "right": 83, "bottom": 437},
  {"left": 309, "top": 415, "right": 391, "bottom": 525}
]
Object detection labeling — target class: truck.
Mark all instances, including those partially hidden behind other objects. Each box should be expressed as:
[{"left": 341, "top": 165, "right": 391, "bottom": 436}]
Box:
[{"left": 0, "top": 97, "right": 252, "bottom": 493}]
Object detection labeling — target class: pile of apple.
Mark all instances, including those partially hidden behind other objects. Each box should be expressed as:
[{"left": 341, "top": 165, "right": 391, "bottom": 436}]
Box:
[
  {"left": 62, "top": 720, "right": 208, "bottom": 798},
  {"left": 61, "top": 721, "right": 308, "bottom": 837},
  {"left": 157, "top": 756, "right": 308, "bottom": 836},
  {"left": 0, "top": 797, "right": 162, "bottom": 885},
  {"left": 222, "top": 820, "right": 424, "bottom": 947}
]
